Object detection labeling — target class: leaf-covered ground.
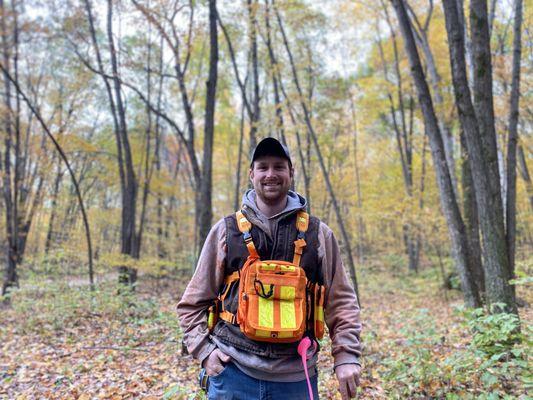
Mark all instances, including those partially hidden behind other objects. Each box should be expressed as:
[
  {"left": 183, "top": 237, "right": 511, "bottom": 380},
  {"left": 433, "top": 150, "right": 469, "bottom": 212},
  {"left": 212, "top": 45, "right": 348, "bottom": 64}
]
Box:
[{"left": 1, "top": 260, "right": 531, "bottom": 399}]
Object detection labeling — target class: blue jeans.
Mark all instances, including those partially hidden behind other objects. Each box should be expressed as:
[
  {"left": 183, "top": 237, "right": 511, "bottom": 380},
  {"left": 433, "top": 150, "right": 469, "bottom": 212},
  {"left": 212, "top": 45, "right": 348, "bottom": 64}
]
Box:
[{"left": 207, "top": 362, "right": 319, "bottom": 400}]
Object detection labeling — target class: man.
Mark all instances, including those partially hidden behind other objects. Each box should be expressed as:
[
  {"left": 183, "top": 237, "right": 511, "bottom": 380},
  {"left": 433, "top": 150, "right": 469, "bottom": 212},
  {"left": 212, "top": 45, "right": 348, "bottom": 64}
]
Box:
[{"left": 177, "top": 137, "right": 361, "bottom": 399}]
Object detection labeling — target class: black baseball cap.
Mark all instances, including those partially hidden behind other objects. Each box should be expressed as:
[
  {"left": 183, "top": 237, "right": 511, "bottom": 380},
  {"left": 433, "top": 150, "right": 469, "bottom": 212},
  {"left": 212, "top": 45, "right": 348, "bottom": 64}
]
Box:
[{"left": 250, "top": 137, "right": 292, "bottom": 167}]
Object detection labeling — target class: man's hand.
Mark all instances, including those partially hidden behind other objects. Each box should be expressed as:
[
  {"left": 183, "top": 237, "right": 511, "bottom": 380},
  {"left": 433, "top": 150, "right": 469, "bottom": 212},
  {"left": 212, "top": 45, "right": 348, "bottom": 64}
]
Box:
[
  {"left": 336, "top": 364, "right": 361, "bottom": 399},
  {"left": 202, "top": 348, "right": 231, "bottom": 376}
]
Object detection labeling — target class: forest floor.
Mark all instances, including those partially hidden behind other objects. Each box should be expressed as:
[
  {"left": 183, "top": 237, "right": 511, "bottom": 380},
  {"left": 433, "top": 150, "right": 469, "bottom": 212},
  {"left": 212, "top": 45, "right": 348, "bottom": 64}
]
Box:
[{"left": 1, "top": 257, "right": 531, "bottom": 399}]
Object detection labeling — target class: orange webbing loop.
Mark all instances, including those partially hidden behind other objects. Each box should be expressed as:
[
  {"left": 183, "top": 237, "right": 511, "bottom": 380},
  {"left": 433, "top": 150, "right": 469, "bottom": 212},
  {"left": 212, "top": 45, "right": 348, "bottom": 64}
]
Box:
[
  {"left": 224, "top": 271, "right": 240, "bottom": 286},
  {"left": 219, "top": 271, "right": 240, "bottom": 312},
  {"left": 235, "top": 211, "right": 260, "bottom": 259},
  {"left": 220, "top": 272, "right": 239, "bottom": 300},
  {"left": 292, "top": 211, "right": 309, "bottom": 266},
  {"left": 245, "top": 242, "right": 260, "bottom": 259},
  {"left": 219, "top": 310, "right": 237, "bottom": 324},
  {"left": 293, "top": 239, "right": 306, "bottom": 266}
]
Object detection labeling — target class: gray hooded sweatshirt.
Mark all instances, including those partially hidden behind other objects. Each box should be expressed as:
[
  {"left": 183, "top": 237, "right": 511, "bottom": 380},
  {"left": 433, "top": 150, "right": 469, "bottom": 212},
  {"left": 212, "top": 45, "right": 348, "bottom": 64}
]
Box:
[{"left": 177, "top": 189, "right": 361, "bottom": 382}]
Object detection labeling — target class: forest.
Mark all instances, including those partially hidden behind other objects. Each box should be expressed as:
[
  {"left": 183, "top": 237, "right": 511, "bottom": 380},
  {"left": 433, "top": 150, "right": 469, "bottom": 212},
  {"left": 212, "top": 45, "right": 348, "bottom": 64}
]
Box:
[{"left": 0, "top": 0, "right": 531, "bottom": 398}]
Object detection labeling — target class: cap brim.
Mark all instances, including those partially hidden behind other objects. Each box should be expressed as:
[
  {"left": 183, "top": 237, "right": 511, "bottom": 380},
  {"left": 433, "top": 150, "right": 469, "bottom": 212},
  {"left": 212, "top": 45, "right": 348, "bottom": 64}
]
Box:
[{"left": 251, "top": 137, "right": 292, "bottom": 166}]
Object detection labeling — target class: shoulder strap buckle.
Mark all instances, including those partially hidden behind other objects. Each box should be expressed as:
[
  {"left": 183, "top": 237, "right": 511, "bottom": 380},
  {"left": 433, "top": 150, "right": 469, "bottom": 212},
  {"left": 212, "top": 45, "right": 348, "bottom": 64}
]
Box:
[
  {"left": 235, "top": 210, "right": 259, "bottom": 259},
  {"left": 293, "top": 211, "right": 309, "bottom": 267}
]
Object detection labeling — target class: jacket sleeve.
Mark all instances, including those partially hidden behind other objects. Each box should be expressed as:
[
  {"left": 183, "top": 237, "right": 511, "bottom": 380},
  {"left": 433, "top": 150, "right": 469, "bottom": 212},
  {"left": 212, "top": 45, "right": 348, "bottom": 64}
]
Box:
[
  {"left": 176, "top": 218, "right": 227, "bottom": 365},
  {"left": 318, "top": 221, "right": 362, "bottom": 368}
]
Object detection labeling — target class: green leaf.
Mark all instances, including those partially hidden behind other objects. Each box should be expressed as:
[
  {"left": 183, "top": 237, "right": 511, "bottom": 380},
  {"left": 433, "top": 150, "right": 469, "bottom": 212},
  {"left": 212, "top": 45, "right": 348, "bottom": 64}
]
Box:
[
  {"left": 163, "top": 384, "right": 181, "bottom": 399},
  {"left": 481, "top": 372, "right": 499, "bottom": 387}
]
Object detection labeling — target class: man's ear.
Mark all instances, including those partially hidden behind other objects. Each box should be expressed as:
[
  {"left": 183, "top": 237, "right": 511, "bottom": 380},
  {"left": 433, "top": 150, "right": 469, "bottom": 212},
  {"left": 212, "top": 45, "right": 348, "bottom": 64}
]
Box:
[
  {"left": 290, "top": 167, "right": 295, "bottom": 178},
  {"left": 249, "top": 168, "right": 254, "bottom": 182}
]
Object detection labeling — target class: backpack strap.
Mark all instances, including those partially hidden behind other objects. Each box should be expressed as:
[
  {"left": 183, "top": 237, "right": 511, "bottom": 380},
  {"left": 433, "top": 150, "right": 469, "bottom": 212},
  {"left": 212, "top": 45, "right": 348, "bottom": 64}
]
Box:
[
  {"left": 217, "top": 271, "right": 240, "bottom": 325},
  {"left": 218, "top": 211, "right": 259, "bottom": 327},
  {"left": 293, "top": 211, "right": 309, "bottom": 267},
  {"left": 235, "top": 210, "right": 260, "bottom": 259}
]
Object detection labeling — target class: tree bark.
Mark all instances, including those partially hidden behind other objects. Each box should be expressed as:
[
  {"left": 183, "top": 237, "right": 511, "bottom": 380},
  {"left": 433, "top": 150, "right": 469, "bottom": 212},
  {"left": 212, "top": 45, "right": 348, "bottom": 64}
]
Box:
[
  {"left": 461, "top": 131, "right": 485, "bottom": 295},
  {"left": 469, "top": 0, "right": 503, "bottom": 209}
]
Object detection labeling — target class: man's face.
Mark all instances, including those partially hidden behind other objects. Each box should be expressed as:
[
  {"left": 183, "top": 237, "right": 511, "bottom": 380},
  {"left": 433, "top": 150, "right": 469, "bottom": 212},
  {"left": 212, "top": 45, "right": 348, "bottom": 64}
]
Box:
[{"left": 250, "top": 155, "right": 293, "bottom": 204}]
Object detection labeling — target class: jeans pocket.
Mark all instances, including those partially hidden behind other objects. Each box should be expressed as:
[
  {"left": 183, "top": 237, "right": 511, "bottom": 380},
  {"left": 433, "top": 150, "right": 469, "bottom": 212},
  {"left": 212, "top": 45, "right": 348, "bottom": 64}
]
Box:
[{"left": 208, "top": 362, "right": 231, "bottom": 379}]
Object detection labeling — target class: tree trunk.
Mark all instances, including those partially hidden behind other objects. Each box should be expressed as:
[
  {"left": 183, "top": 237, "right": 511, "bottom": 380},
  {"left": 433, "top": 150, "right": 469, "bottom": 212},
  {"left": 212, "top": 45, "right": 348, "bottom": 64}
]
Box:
[
  {"left": 45, "top": 162, "right": 64, "bottom": 254},
  {"left": 505, "top": 0, "right": 523, "bottom": 296},
  {"left": 348, "top": 89, "right": 365, "bottom": 265},
  {"left": 83, "top": 0, "right": 135, "bottom": 285},
  {"left": 265, "top": 0, "right": 285, "bottom": 143},
  {"left": 461, "top": 131, "right": 485, "bottom": 295},
  {"left": 377, "top": 5, "right": 420, "bottom": 272},
  {"left": 198, "top": 0, "right": 218, "bottom": 250},
  {"left": 276, "top": 64, "right": 311, "bottom": 209},
  {"left": 442, "top": 0, "right": 516, "bottom": 314},
  {"left": 517, "top": 144, "right": 533, "bottom": 211},
  {"left": 406, "top": 1, "right": 458, "bottom": 195},
  {"left": 247, "top": 0, "right": 260, "bottom": 154},
  {"left": 391, "top": 0, "right": 481, "bottom": 307},
  {"left": 469, "top": 0, "right": 503, "bottom": 208},
  {"left": 104, "top": 0, "right": 138, "bottom": 285},
  {"left": 234, "top": 100, "right": 245, "bottom": 211},
  {"left": 154, "top": 36, "right": 165, "bottom": 259}
]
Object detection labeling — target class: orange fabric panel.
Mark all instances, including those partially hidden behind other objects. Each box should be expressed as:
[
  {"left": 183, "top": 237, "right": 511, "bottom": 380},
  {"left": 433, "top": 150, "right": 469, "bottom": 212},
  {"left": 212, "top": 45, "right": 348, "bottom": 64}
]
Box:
[
  {"left": 314, "top": 284, "right": 325, "bottom": 339},
  {"left": 236, "top": 259, "right": 307, "bottom": 343}
]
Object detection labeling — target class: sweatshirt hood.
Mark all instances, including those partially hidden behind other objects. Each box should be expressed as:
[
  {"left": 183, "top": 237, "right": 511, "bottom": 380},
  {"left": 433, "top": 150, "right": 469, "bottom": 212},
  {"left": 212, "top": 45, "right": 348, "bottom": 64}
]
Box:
[{"left": 241, "top": 189, "right": 307, "bottom": 230}]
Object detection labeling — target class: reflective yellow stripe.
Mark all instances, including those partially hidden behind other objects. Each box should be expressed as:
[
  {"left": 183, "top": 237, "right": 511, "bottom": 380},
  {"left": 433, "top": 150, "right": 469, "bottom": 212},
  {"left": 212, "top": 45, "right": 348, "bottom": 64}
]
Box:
[
  {"left": 261, "top": 263, "right": 276, "bottom": 270},
  {"left": 255, "top": 329, "right": 271, "bottom": 337},
  {"left": 280, "top": 286, "right": 296, "bottom": 329},
  {"left": 258, "top": 285, "right": 274, "bottom": 328},
  {"left": 278, "top": 331, "right": 294, "bottom": 338},
  {"left": 280, "top": 301, "right": 296, "bottom": 329},
  {"left": 279, "top": 265, "right": 295, "bottom": 272},
  {"left": 315, "top": 306, "right": 324, "bottom": 322},
  {"left": 280, "top": 286, "right": 295, "bottom": 300}
]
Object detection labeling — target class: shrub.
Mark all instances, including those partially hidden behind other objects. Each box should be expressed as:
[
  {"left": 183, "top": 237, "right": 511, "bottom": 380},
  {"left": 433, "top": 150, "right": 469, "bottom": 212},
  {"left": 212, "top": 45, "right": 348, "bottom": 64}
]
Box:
[{"left": 468, "top": 304, "right": 522, "bottom": 357}]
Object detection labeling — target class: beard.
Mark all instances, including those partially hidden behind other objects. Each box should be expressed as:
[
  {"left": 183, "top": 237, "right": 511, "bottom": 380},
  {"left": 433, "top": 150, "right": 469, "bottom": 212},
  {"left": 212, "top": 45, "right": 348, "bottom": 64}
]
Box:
[{"left": 255, "top": 180, "right": 290, "bottom": 205}]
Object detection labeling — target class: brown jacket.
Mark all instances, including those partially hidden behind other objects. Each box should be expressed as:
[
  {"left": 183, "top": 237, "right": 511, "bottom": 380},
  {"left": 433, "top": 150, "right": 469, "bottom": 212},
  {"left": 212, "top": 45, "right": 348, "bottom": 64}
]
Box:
[{"left": 177, "top": 191, "right": 361, "bottom": 381}]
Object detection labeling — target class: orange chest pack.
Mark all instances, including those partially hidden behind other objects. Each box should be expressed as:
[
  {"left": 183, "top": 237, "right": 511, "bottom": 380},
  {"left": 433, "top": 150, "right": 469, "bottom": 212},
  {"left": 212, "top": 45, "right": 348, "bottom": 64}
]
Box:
[{"left": 208, "top": 210, "right": 325, "bottom": 343}]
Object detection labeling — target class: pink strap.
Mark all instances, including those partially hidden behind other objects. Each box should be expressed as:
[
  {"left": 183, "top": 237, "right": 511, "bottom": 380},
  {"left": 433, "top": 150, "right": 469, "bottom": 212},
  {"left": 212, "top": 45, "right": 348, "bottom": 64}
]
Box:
[{"left": 297, "top": 336, "right": 317, "bottom": 400}]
